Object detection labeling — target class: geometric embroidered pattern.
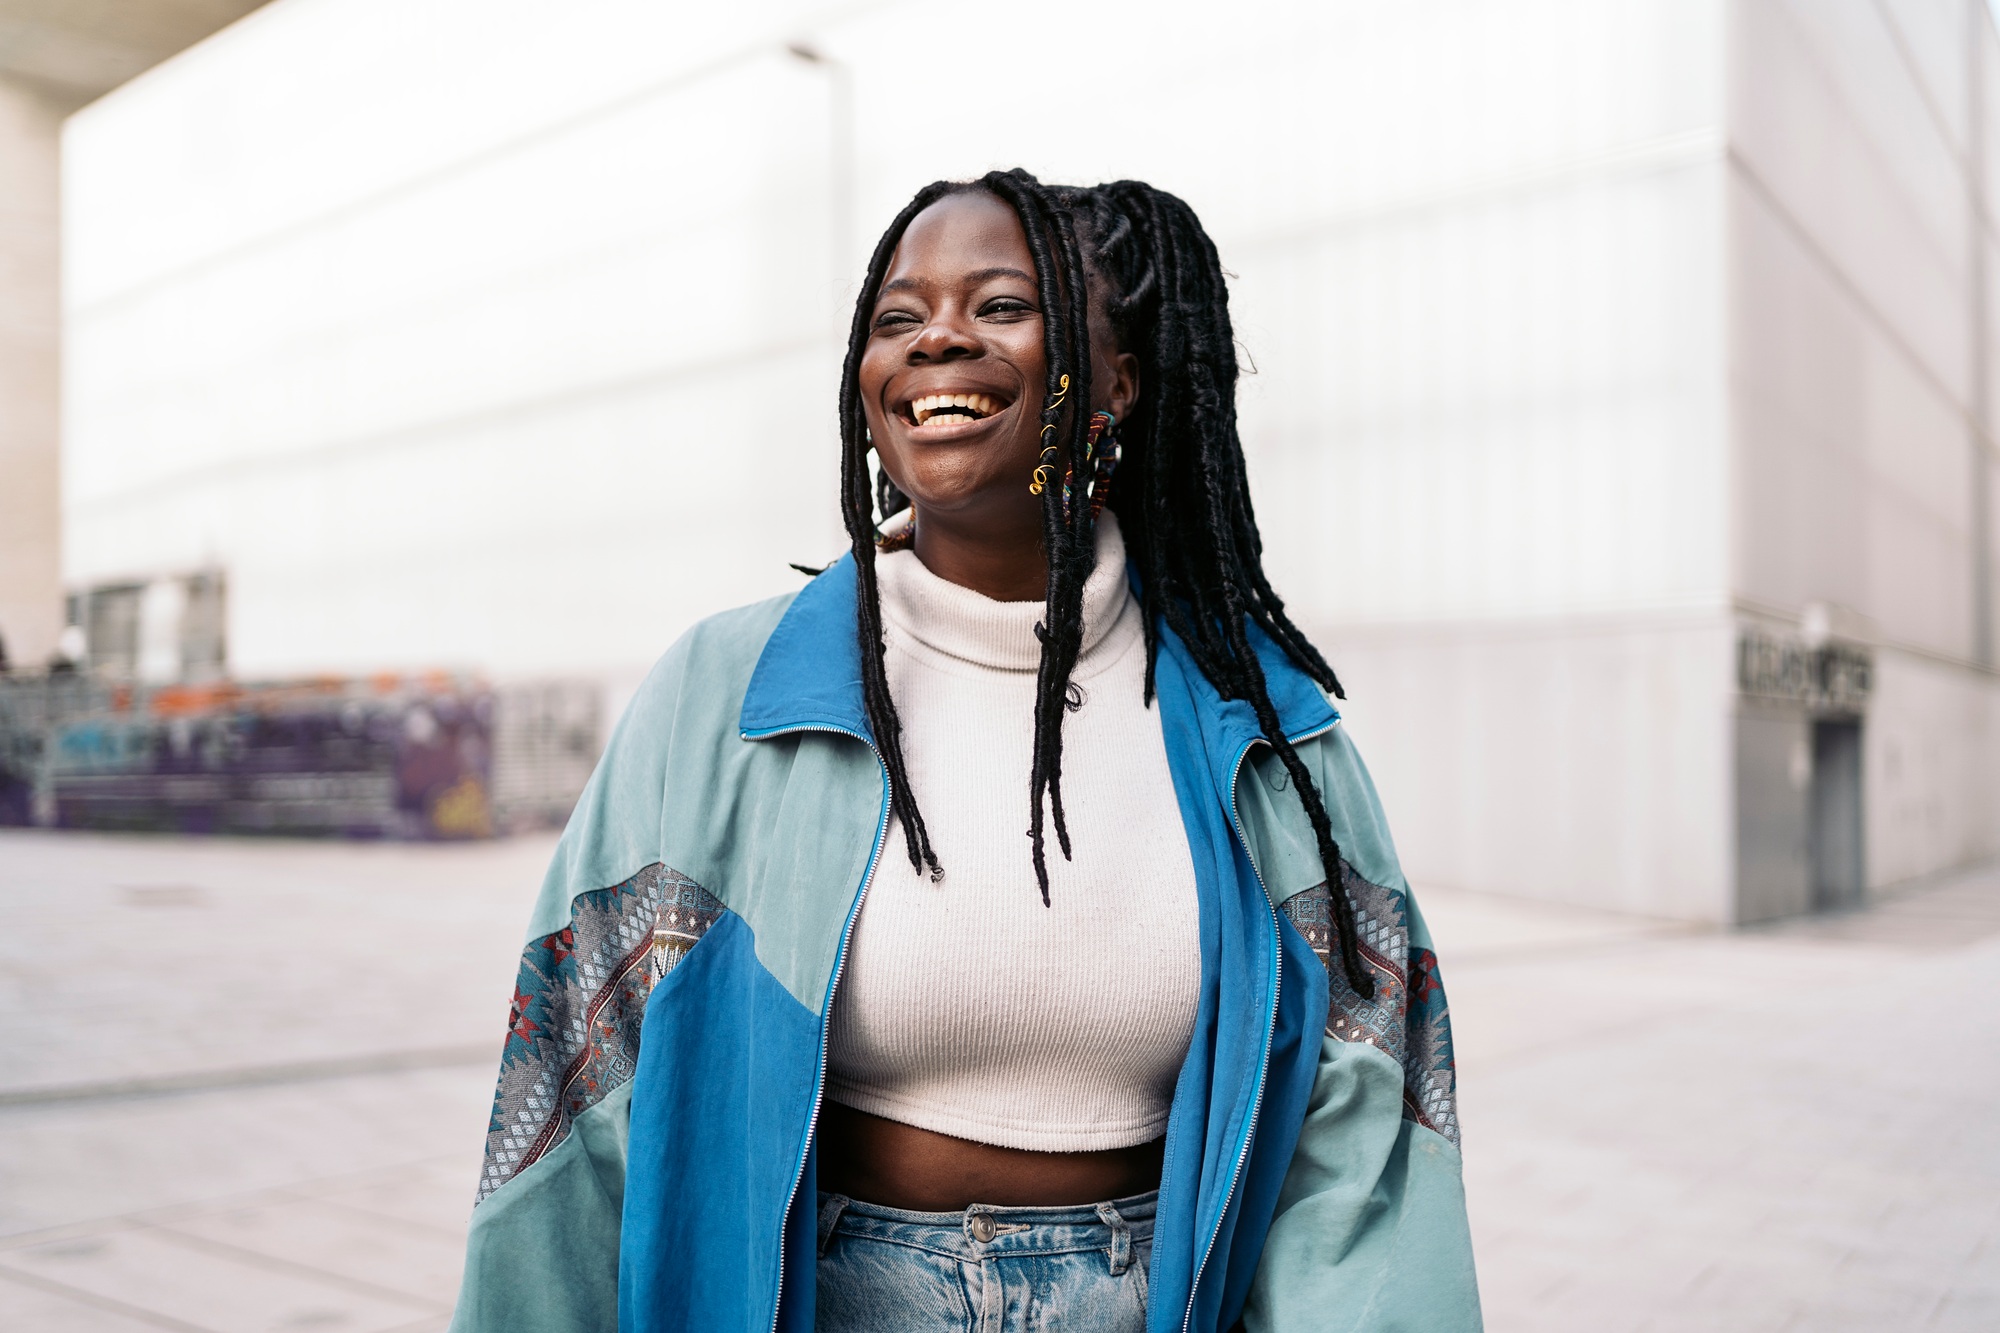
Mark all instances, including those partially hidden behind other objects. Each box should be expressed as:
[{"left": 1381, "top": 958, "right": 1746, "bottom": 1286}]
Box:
[
  {"left": 1279, "top": 862, "right": 1460, "bottom": 1146},
  {"left": 475, "top": 863, "right": 725, "bottom": 1204}
]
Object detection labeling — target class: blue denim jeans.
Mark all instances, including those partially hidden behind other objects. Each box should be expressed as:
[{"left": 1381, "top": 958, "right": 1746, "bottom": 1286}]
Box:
[{"left": 814, "top": 1189, "right": 1156, "bottom": 1333}]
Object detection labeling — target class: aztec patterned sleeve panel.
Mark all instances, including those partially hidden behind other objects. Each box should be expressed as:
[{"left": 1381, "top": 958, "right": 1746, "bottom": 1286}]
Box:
[
  {"left": 1279, "top": 862, "right": 1460, "bottom": 1148},
  {"left": 476, "top": 864, "right": 726, "bottom": 1204}
]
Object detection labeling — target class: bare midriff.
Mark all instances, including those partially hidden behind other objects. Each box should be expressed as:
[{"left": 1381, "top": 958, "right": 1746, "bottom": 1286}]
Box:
[{"left": 816, "top": 1101, "right": 1165, "bottom": 1212}]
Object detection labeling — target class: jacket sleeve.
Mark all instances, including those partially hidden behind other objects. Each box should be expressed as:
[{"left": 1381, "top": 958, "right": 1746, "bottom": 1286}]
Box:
[
  {"left": 1240, "top": 726, "right": 1483, "bottom": 1333},
  {"left": 449, "top": 647, "right": 724, "bottom": 1333}
]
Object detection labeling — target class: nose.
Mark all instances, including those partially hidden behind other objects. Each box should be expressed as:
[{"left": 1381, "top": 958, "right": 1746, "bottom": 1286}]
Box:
[{"left": 907, "top": 307, "right": 980, "bottom": 363}]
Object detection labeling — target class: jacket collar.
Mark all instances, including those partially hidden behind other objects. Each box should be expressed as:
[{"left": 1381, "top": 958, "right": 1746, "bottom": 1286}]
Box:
[
  {"left": 738, "top": 552, "right": 1338, "bottom": 746},
  {"left": 739, "top": 554, "right": 873, "bottom": 740}
]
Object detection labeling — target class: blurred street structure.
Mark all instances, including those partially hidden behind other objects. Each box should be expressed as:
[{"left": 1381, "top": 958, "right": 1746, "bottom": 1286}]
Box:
[
  {"left": 0, "top": 672, "right": 599, "bottom": 838},
  {"left": 0, "top": 0, "right": 1990, "bottom": 921},
  {"left": 3, "top": 3, "right": 605, "bottom": 844},
  {"left": 1, "top": 829, "right": 1994, "bottom": 1331}
]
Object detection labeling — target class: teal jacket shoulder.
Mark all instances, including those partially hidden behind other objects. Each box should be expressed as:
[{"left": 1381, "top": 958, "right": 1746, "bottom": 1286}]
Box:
[{"left": 523, "top": 591, "right": 799, "bottom": 941}]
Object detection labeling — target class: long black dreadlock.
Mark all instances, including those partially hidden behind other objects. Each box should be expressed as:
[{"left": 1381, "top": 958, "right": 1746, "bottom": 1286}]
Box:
[{"left": 836, "top": 169, "right": 1373, "bottom": 996}]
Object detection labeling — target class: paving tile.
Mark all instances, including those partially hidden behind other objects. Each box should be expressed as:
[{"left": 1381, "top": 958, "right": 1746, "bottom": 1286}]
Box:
[
  {"left": 1925, "top": 1285, "right": 2000, "bottom": 1331},
  {"left": 2, "top": 1226, "right": 435, "bottom": 1332},
  {"left": 0, "top": 1270, "right": 184, "bottom": 1332},
  {"left": 376, "top": 1304, "right": 450, "bottom": 1328},
  {"left": 161, "top": 1194, "right": 462, "bottom": 1308},
  {"left": 0, "top": 830, "right": 553, "bottom": 1096},
  {"left": 1637, "top": 1301, "right": 1796, "bottom": 1333},
  {"left": 1508, "top": 1272, "right": 1658, "bottom": 1333},
  {"left": 0, "top": 1068, "right": 494, "bottom": 1237}
]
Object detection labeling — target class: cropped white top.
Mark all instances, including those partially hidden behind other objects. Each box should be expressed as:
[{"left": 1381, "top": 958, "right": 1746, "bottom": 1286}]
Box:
[{"left": 823, "top": 515, "right": 1202, "bottom": 1153}]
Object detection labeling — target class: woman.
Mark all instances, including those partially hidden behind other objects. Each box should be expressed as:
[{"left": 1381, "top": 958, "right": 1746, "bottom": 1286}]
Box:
[{"left": 451, "top": 170, "right": 1479, "bottom": 1333}]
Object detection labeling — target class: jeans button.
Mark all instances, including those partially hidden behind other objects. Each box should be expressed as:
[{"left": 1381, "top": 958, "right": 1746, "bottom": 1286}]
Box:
[{"left": 968, "top": 1213, "right": 997, "bottom": 1243}]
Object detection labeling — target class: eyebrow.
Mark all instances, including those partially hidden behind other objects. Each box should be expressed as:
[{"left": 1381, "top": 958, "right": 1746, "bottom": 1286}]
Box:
[{"left": 878, "top": 266, "right": 1037, "bottom": 297}]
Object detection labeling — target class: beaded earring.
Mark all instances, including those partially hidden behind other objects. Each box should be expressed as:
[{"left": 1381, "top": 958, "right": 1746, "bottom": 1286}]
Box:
[
  {"left": 1083, "top": 410, "right": 1120, "bottom": 520},
  {"left": 1030, "top": 409, "right": 1120, "bottom": 520}
]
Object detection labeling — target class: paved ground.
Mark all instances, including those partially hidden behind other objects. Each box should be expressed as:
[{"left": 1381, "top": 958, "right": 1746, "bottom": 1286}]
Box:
[
  {"left": 1, "top": 829, "right": 1995, "bottom": 1331},
  {"left": 0, "top": 832, "right": 549, "bottom": 1332}
]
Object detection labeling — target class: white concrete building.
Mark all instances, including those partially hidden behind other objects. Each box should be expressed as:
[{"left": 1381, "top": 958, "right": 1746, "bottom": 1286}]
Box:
[
  {"left": 0, "top": 2, "right": 272, "bottom": 673},
  {"left": 56, "top": 0, "right": 2000, "bottom": 920}
]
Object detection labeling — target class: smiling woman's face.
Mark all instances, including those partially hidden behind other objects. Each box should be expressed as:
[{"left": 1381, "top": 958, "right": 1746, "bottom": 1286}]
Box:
[
  {"left": 859, "top": 191, "right": 1050, "bottom": 541},
  {"left": 859, "top": 189, "right": 1139, "bottom": 599}
]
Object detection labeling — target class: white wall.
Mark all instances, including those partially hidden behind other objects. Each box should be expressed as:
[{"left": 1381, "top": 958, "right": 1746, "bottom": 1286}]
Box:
[
  {"left": 65, "top": 0, "right": 1728, "bottom": 669},
  {"left": 64, "top": 0, "right": 851, "bottom": 678},
  {"left": 1867, "top": 647, "right": 2000, "bottom": 883},
  {"left": 1728, "top": 0, "right": 2000, "bottom": 889},
  {"left": 1333, "top": 613, "right": 1738, "bottom": 920},
  {"left": 64, "top": 0, "right": 1751, "bottom": 913}
]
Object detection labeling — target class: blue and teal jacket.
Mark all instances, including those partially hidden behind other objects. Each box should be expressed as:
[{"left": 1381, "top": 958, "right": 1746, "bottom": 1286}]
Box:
[{"left": 451, "top": 555, "right": 1481, "bottom": 1332}]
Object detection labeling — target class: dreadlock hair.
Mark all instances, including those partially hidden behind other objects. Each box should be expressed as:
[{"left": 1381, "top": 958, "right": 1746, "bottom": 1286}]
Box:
[{"left": 836, "top": 169, "right": 1373, "bottom": 996}]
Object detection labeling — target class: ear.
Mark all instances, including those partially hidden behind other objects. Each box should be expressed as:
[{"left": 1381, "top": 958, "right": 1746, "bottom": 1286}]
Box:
[
  {"left": 1104, "top": 348, "right": 1140, "bottom": 424},
  {"left": 1082, "top": 259, "right": 1139, "bottom": 423}
]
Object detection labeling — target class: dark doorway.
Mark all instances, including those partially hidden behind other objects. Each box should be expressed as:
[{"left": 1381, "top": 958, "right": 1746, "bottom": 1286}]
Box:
[{"left": 1809, "top": 719, "right": 1863, "bottom": 909}]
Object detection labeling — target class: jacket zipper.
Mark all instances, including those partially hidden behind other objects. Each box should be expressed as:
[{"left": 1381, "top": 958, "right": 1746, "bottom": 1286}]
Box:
[
  {"left": 740, "top": 722, "right": 892, "bottom": 1333},
  {"left": 1180, "top": 718, "right": 1339, "bottom": 1333}
]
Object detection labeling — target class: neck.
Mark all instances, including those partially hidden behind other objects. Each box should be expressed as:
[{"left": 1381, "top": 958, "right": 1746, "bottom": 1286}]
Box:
[
  {"left": 875, "top": 512, "right": 1128, "bottom": 672},
  {"left": 907, "top": 504, "right": 1048, "bottom": 602}
]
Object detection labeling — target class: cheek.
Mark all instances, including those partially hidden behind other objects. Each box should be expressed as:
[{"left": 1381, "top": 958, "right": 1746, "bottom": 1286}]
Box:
[
  {"left": 856, "top": 341, "right": 896, "bottom": 421},
  {"left": 1000, "top": 331, "right": 1052, "bottom": 453},
  {"left": 1003, "top": 327, "right": 1049, "bottom": 390}
]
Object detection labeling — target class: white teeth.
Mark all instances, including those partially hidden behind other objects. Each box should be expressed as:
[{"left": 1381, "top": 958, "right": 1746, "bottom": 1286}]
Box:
[{"left": 911, "top": 392, "right": 1001, "bottom": 425}]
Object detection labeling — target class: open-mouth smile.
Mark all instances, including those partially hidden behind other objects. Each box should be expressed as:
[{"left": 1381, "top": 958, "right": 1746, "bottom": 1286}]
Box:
[{"left": 900, "top": 391, "right": 1010, "bottom": 431}]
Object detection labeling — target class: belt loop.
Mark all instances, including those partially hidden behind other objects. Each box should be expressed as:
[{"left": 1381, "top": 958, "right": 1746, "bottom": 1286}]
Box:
[
  {"left": 817, "top": 1194, "right": 851, "bottom": 1257},
  {"left": 1096, "top": 1200, "right": 1131, "bottom": 1276}
]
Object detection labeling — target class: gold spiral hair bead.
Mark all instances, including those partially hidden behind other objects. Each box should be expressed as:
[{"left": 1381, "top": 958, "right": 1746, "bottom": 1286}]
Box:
[
  {"left": 1029, "top": 445, "right": 1060, "bottom": 496},
  {"left": 1039, "top": 373, "right": 1072, "bottom": 441}
]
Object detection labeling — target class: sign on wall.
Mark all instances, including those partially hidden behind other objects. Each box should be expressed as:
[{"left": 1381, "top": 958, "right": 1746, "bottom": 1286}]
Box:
[{"left": 1737, "top": 627, "right": 1873, "bottom": 714}]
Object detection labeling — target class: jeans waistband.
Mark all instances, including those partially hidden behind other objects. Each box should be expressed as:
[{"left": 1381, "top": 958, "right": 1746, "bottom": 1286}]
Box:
[{"left": 815, "top": 1189, "right": 1157, "bottom": 1271}]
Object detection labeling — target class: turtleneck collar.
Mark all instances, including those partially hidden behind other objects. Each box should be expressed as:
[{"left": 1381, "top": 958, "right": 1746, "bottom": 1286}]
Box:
[{"left": 875, "top": 513, "right": 1133, "bottom": 674}]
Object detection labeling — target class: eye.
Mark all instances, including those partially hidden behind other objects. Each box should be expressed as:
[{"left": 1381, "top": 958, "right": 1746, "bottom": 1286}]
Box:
[
  {"left": 979, "top": 297, "right": 1037, "bottom": 321},
  {"left": 871, "top": 308, "right": 921, "bottom": 332}
]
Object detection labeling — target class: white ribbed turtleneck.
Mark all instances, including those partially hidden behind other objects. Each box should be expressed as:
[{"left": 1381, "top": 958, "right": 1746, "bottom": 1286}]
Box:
[{"left": 824, "top": 514, "right": 1202, "bottom": 1153}]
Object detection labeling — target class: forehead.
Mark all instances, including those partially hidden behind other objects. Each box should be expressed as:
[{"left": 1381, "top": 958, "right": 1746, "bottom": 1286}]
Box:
[{"left": 880, "top": 191, "right": 1035, "bottom": 291}]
